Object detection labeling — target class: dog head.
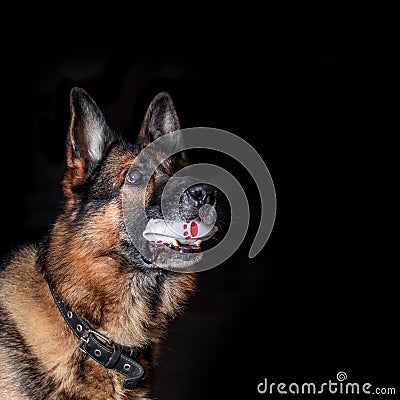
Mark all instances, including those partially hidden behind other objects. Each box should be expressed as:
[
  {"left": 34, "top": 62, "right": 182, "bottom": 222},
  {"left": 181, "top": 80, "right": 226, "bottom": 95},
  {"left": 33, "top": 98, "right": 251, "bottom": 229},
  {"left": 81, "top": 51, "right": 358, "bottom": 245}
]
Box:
[{"left": 60, "top": 88, "right": 220, "bottom": 271}]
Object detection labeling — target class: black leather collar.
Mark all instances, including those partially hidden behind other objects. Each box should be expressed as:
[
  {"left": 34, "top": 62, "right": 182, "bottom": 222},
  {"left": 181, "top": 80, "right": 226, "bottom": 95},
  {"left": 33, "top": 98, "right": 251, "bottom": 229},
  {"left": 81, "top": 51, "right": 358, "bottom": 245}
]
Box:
[{"left": 49, "top": 285, "right": 144, "bottom": 390}]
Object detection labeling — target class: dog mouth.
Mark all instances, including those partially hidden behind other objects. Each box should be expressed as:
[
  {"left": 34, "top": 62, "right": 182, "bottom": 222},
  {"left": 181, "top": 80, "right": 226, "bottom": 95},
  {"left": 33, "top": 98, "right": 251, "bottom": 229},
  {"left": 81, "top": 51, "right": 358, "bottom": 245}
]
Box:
[{"left": 143, "top": 218, "right": 218, "bottom": 254}]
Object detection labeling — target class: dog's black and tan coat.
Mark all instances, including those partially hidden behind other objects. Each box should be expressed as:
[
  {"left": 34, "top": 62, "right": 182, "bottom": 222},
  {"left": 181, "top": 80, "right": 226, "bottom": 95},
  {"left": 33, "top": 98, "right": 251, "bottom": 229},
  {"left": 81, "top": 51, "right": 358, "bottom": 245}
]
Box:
[{"left": 0, "top": 88, "right": 213, "bottom": 400}]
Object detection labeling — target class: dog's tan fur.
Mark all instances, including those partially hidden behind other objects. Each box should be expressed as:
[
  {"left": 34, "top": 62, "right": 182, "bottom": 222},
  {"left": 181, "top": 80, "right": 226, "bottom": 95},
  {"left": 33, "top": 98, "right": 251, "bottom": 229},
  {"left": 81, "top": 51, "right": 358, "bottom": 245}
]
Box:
[{"left": 0, "top": 244, "right": 195, "bottom": 400}]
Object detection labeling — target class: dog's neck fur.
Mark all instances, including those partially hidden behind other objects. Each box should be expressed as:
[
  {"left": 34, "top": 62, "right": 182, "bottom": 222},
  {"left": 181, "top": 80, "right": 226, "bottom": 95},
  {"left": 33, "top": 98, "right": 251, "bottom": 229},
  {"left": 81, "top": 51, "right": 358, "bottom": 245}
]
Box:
[
  {"left": 32, "top": 216, "right": 196, "bottom": 399},
  {"left": 38, "top": 222, "right": 196, "bottom": 349}
]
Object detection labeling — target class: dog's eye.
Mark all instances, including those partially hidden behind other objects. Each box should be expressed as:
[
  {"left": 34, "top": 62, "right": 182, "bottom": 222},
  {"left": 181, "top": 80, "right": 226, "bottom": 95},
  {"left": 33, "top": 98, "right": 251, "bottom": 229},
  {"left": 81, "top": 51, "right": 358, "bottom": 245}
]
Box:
[{"left": 126, "top": 169, "right": 142, "bottom": 184}]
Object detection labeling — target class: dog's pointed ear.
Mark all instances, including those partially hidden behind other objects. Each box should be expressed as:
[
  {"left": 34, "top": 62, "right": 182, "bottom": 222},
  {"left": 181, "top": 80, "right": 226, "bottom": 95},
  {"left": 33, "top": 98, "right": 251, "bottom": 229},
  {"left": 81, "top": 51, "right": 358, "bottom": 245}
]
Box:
[
  {"left": 65, "top": 88, "right": 115, "bottom": 187},
  {"left": 138, "top": 92, "right": 180, "bottom": 144}
]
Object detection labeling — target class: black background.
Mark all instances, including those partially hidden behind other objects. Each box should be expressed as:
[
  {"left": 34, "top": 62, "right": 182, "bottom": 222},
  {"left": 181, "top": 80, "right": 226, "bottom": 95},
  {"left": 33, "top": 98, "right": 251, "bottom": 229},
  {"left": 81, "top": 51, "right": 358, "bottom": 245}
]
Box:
[{"left": 1, "top": 3, "right": 398, "bottom": 399}]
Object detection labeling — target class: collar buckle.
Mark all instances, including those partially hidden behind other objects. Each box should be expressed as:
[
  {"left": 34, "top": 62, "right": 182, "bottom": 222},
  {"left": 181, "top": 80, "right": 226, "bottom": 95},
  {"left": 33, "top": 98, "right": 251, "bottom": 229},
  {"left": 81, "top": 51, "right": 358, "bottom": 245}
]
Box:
[
  {"left": 78, "top": 330, "right": 90, "bottom": 353},
  {"left": 79, "top": 328, "right": 112, "bottom": 354},
  {"left": 86, "top": 329, "right": 112, "bottom": 345}
]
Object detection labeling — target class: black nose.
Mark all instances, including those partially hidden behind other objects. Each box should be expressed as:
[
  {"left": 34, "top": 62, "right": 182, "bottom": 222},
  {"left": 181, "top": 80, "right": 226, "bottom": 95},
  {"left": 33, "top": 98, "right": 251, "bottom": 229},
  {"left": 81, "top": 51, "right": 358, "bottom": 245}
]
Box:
[{"left": 186, "top": 184, "right": 215, "bottom": 207}]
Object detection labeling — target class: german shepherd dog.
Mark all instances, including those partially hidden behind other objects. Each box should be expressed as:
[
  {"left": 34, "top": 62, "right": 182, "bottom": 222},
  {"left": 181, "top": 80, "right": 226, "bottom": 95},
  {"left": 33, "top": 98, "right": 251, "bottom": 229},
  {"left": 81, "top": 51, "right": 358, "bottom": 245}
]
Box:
[{"left": 0, "top": 88, "right": 219, "bottom": 399}]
